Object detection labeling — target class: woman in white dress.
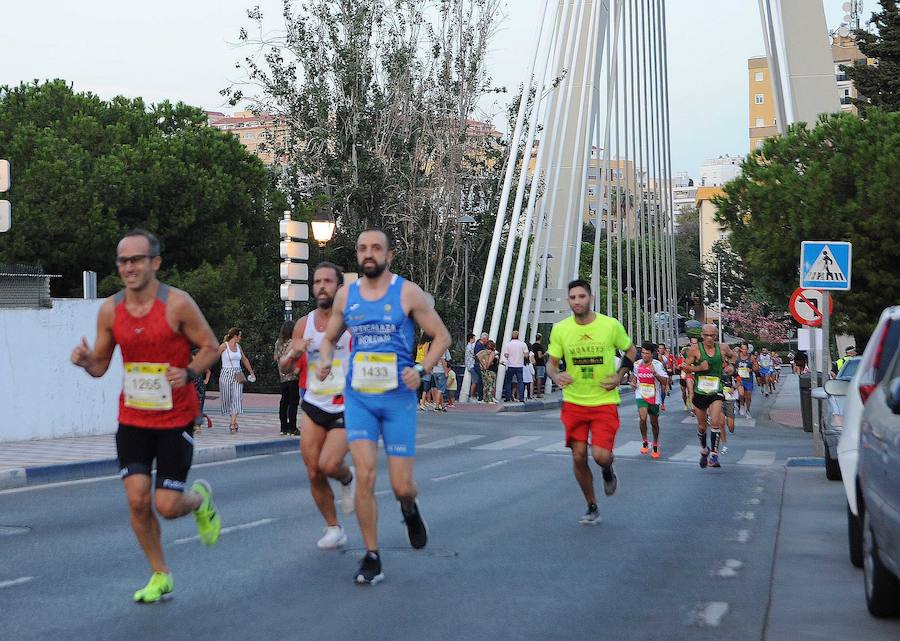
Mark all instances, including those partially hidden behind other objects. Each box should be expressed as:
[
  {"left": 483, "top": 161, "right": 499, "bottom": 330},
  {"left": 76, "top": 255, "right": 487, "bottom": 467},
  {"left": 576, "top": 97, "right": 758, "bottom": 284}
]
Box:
[{"left": 219, "top": 327, "right": 256, "bottom": 432}]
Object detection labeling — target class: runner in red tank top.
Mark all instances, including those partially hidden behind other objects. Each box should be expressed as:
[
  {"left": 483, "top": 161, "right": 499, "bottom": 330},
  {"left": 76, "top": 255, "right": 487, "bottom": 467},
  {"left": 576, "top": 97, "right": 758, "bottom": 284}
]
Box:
[{"left": 71, "top": 229, "right": 222, "bottom": 603}]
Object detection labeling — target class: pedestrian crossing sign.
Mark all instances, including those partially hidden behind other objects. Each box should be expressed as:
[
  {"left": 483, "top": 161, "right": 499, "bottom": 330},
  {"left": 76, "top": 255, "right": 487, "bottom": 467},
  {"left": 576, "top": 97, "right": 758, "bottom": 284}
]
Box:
[{"left": 800, "top": 241, "right": 852, "bottom": 291}]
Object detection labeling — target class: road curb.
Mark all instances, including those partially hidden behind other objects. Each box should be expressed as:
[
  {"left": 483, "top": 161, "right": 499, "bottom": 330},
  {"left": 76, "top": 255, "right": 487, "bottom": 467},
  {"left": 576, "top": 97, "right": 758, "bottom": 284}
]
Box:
[
  {"left": 2, "top": 438, "right": 300, "bottom": 490},
  {"left": 501, "top": 399, "right": 562, "bottom": 412}
]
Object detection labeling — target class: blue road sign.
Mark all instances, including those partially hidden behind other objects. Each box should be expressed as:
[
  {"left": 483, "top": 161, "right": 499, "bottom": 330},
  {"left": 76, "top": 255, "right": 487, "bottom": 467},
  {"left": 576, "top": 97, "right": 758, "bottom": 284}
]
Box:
[{"left": 800, "top": 241, "right": 852, "bottom": 290}]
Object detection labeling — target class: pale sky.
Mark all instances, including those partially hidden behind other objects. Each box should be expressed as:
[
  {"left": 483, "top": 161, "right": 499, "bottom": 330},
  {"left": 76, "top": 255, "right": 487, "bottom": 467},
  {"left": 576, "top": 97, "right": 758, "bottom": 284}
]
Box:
[{"left": 1, "top": 0, "right": 849, "bottom": 177}]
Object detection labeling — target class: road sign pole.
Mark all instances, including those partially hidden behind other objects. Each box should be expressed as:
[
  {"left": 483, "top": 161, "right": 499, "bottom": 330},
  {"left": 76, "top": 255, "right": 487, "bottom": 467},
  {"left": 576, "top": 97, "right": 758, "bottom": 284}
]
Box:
[{"left": 821, "top": 291, "right": 831, "bottom": 380}]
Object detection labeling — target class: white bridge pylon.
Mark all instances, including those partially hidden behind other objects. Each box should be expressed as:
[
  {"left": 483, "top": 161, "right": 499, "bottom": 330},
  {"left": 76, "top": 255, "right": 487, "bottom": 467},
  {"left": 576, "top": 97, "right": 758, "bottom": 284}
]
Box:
[{"left": 462, "top": 0, "right": 678, "bottom": 402}]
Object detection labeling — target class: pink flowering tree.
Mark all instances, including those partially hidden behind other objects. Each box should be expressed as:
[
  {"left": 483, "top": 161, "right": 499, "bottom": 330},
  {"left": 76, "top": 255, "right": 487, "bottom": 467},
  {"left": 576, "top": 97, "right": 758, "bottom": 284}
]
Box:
[{"left": 722, "top": 302, "right": 794, "bottom": 343}]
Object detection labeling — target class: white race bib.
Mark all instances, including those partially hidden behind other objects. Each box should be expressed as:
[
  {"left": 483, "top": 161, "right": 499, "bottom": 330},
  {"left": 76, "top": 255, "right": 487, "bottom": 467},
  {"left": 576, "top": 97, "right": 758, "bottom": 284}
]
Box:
[
  {"left": 738, "top": 367, "right": 750, "bottom": 379},
  {"left": 351, "top": 352, "right": 398, "bottom": 393},
  {"left": 308, "top": 359, "right": 346, "bottom": 396},
  {"left": 124, "top": 362, "right": 173, "bottom": 410},
  {"left": 639, "top": 382, "right": 657, "bottom": 402},
  {"left": 697, "top": 375, "right": 720, "bottom": 395}
]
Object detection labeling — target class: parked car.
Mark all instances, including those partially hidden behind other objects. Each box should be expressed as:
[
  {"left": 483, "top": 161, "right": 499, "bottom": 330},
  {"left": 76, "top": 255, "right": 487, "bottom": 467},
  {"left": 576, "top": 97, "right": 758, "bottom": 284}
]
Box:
[
  {"left": 813, "top": 356, "right": 861, "bottom": 480},
  {"left": 857, "top": 347, "right": 900, "bottom": 617},
  {"left": 837, "top": 306, "right": 900, "bottom": 568}
]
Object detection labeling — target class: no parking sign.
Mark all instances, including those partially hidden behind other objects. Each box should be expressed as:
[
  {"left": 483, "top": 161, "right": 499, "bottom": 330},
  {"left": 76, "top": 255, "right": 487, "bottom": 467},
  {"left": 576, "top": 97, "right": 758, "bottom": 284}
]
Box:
[{"left": 789, "top": 288, "right": 833, "bottom": 327}]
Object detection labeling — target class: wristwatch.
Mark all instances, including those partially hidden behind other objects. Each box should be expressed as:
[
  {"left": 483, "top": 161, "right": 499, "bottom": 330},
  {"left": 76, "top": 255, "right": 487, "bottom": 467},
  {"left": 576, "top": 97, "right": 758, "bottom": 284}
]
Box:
[
  {"left": 414, "top": 364, "right": 426, "bottom": 375},
  {"left": 185, "top": 367, "right": 197, "bottom": 382}
]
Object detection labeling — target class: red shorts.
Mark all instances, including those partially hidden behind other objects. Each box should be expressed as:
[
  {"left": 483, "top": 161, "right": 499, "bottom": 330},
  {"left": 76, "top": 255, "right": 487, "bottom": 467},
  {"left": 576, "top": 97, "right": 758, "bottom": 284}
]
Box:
[{"left": 560, "top": 402, "right": 620, "bottom": 451}]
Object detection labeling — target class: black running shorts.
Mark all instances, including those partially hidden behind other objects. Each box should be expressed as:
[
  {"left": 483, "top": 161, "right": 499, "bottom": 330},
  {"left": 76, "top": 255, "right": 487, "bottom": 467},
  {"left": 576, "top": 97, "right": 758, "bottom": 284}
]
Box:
[
  {"left": 301, "top": 400, "right": 345, "bottom": 431},
  {"left": 692, "top": 393, "right": 724, "bottom": 412},
  {"left": 116, "top": 423, "right": 194, "bottom": 492}
]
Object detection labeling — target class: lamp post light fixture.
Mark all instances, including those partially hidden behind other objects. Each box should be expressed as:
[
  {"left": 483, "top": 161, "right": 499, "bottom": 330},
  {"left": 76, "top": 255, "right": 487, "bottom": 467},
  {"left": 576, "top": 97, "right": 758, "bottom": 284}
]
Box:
[
  {"left": 458, "top": 213, "right": 476, "bottom": 336},
  {"left": 310, "top": 207, "right": 336, "bottom": 260}
]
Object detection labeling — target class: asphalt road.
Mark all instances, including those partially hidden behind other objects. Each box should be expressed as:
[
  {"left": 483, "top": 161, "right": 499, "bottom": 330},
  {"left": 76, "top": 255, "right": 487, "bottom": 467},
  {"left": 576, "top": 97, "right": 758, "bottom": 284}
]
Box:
[{"left": 1, "top": 388, "right": 897, "bottom": 641}]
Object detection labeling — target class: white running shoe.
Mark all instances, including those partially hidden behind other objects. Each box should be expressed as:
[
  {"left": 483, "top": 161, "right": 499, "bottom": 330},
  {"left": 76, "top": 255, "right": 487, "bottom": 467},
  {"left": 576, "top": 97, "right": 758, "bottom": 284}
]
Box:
[
  {"left": 341, "top": 467, "right": 356, "bottom": 515},
  {"left": 317, "top": 525, "right": 347, "bottom": 550}
]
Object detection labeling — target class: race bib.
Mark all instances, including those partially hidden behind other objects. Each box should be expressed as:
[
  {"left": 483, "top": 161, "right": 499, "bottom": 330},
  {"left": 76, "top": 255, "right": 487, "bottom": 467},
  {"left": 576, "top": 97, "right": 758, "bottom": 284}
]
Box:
[
  {"left": 351, "top": 352, "right": 398, "bottom": 393},
  {"left": 639, "top": 382, "right": 657, "bottom": 402},
  {"left": 697, "top": 375, "right": 720, "bottom": 395},
  {"left": 124, "top": 362, "right": 173, "bottom": 410},
  {"left": 308, "top": 359, "right": 346, "bottom": 396},
  {"left": 738, "top": 367, "right": 750, "bottom": 379}
]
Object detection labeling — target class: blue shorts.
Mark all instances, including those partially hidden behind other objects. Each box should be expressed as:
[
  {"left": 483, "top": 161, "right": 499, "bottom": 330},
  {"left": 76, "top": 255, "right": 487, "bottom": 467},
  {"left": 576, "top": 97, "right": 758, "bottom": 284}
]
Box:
[
  {"left": 535, "top": 365, "right": 546, "bottom": 379},
  {"left": 741, "top": 377, "right": 754, "bottom": 391},
  {"left": 760, "top": 367, "right": 772, "bottom": 378},
  {"left": 432, "top": 372, "right": 448, "bottom": 394},
  {"left": 344, "top": 390, "right": 418, "bottom": 457}
]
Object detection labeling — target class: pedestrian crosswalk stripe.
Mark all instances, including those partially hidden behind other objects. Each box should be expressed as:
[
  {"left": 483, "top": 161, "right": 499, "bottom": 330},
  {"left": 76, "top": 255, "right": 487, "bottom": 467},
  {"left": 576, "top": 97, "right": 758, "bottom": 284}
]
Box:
[
  {"left": 613, "top": 440, "right": 645, "bottom": 457},
  {"left": 736, "top": 450, "right": 776, "bottom": 466},
  {"left": 419, "top": 435, "right": 485, "bottom": 449},
  {"left": 680, "top": 417, "right": 756, "bottom": 428},
  {"left": 535, "top": 440, "right": 569, "bottom": 453},
  {"left": 669, "top": 445, "right": 697, "bottom": 461},
  {"left": 472, "top": 435, "right": 542, "bottom": 450}
]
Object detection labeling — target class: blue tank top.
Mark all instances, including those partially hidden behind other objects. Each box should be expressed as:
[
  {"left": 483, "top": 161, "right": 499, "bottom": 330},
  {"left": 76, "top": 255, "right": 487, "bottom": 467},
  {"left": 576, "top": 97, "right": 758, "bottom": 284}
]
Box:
[{"left": 344, "top": 275, "right": 416, "bottom": 390}]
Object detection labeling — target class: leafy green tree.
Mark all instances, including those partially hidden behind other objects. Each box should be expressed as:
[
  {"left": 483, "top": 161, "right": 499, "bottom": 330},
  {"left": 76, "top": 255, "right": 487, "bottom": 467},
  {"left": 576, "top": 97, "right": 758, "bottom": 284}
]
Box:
[
  {"left": 673, "top": 206, "right": 702, "bottom": 316},
  {"left": 0, "top": 80, "right": 290, "bottom": 389},
  {"left": 713, "top": 111, "right": 900, "bottom": 341},
  {"left": 845, "top": 0, "right": 900, "bottom": 114}
]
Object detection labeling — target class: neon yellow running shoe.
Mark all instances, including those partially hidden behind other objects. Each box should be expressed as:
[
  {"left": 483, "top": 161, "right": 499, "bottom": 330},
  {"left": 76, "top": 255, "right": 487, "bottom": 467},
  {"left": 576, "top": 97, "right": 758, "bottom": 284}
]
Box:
[
  {"left": 133, "top": 572, "right": 173, "bottom": 603},
  {"left": 191, "top": 479, "right": 221, "bottom": 547}
]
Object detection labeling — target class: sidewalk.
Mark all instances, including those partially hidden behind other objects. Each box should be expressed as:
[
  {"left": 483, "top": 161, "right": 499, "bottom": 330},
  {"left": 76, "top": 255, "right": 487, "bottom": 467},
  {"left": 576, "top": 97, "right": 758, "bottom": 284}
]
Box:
[
  {"left": 766, "top": 467, "right": 900, "bottom": 640},
  {"left": 769, "top": 372, "right": 803, "bottom": 429}
]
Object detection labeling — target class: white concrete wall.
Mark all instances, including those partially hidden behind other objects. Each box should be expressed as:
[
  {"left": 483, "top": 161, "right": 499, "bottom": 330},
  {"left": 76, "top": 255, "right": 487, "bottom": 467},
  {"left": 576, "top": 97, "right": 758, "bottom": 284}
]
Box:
[{"left": 0, "top": 299, "right": 123, "bottom": 443}]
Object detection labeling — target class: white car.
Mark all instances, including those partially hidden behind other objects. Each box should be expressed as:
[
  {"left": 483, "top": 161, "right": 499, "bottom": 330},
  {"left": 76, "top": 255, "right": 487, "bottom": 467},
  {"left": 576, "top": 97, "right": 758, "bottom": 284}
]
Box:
[
  {"left": 836, "top": 305, "right": 900, "bottom": 568},
  {"left": 814, "top": 356, "right": 861, "bottom": 480}
]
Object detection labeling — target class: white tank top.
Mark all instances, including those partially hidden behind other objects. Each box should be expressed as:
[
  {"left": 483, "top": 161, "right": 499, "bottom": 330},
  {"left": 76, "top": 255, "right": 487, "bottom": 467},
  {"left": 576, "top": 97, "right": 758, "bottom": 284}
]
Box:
[
  {"left": 302, "top": 309, "right": 351, "bottom": 414},
  {"left": 221, "top": 343, "right": 242, "bottom": 369}
]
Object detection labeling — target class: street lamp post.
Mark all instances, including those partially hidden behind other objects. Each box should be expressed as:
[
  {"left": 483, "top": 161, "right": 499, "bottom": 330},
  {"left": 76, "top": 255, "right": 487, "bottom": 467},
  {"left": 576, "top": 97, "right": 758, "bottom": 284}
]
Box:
[
  {"left": 458, "top": 214, "right": 476, "bottom": 336},
  {"left": 310, "top": 208, "right": 336, "bottom": 262},
  {"left": 717, "top": 259, "right": 723, "bottom": 343}
]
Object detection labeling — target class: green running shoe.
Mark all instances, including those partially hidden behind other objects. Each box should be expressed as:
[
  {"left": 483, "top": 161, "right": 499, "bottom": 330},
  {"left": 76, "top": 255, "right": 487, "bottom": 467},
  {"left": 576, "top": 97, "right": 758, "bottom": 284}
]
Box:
[
  {"left": 191, "top": 479, "right": 221, "bottom": 547},
  {"left": 133, "top": 572, "right": 173, "bottom": 603}
]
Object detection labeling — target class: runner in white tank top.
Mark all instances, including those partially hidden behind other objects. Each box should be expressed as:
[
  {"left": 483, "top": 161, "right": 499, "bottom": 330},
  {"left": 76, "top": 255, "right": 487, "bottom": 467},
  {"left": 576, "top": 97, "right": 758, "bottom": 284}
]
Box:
[{"left": 279, "top": 263, "right": 355, "bottom": 551}]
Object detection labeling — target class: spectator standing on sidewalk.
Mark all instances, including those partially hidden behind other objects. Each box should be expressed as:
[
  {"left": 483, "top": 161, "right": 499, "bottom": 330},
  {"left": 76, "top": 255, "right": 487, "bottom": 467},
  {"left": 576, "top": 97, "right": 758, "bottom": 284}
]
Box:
[
  {"left": 274, "top": 320, "right": 300, "bottom": 435},
  {"left": 190, "top": 347, "right": 212, "bottom": 435},
  {"left": 219, "top": 328, "right": 255, "bottom": 433},
  {"left": 478, "top": 340, "right": 500, "bottom": 402},
  {"left": 522, "top": 351, "right": 535, "bottom": 400},
  {"left": 431, "top": 346, "right": 452, "bottom": 411},
  {"left": 531, "top": 333, "right": 547, "bottom": 398},
  {"left": 502, "top": 330, "right": 530, "bottom": 402},
  {"left": 465, "top": 333, "right": 481, "bottom": 402}
]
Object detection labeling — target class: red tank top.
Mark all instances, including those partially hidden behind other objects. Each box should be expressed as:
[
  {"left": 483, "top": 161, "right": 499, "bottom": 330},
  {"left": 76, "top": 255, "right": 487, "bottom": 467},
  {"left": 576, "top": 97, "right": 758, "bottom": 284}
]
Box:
[{"left": 112, "top": 284, "right": 198, "bottom": 428}]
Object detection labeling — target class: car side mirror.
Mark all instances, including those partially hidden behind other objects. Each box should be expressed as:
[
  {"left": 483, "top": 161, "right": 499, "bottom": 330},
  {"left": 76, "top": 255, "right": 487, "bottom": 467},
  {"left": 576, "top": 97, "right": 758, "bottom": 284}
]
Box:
[
  {"left": 824, "top": 379, "right": 850, "bottom": 397},
  {"left": 888, "top": 377, "right": 900, "bottom": 415}
]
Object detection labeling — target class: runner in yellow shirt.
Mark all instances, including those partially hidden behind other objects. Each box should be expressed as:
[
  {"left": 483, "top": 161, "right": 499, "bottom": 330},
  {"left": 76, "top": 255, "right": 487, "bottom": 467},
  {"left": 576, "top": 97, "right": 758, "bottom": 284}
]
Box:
[{"left": 546, "top": 279, "right": 636, "bottom": 525}]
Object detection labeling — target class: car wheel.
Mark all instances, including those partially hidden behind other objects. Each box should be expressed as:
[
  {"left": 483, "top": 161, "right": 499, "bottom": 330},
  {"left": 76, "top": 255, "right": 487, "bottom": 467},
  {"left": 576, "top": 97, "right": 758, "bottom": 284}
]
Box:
[
  {"left": 862, "top": 510, "right": 900, "bottom": 617},
  {"left": 825, "top": 450, "right": 842, "bottom": 481},
  {"left": 848, "top": 502, "right": 863, "bottom": 568}
]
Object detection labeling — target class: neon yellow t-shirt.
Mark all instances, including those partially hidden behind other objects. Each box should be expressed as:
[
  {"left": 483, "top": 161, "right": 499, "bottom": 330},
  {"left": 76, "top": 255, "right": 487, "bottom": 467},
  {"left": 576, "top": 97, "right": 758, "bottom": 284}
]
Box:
[{"left": 547, "top": 314, "right": 632, "bottom": 407}]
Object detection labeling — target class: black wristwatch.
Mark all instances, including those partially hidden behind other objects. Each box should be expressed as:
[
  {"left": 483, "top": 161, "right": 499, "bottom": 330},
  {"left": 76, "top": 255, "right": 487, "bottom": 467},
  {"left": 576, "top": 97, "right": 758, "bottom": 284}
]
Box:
[
  {"left": 414, "top": 364, "right": 426, "bottom": 375},
  {"left": 185, "top": 367, "right": 197, "bottom": 381}
]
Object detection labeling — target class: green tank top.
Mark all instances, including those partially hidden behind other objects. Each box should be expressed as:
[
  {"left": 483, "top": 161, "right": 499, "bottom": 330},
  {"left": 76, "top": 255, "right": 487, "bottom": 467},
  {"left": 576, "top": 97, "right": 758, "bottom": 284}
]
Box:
[{"left": 696, "top": 342, "right": 723, "bottom": 396}]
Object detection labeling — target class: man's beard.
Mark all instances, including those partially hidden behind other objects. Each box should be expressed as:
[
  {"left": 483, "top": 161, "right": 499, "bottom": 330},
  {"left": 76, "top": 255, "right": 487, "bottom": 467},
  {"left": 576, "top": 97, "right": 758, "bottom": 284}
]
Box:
[
  {"left": 361, "top": 260, "right": 388, "bottom": 278},
  {"left": 316, "top": 294, "right": 334, "bottom": 309}
]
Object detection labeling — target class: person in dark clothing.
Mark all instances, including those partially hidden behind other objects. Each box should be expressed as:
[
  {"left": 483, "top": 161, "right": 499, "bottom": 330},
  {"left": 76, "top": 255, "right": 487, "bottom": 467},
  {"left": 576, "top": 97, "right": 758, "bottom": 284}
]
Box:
[
  {"left": 274, "top": 320, "right": 300, "bottom": 435},
  {"left": 531, "top": 333, "right": 547, "bottom": 398}
]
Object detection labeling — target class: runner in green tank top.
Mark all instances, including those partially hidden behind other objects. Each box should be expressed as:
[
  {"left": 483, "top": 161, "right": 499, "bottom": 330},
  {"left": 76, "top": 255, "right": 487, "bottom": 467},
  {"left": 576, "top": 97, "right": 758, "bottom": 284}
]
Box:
[{"left": 683, "top": 324, "right": 737, "bottom": 469}]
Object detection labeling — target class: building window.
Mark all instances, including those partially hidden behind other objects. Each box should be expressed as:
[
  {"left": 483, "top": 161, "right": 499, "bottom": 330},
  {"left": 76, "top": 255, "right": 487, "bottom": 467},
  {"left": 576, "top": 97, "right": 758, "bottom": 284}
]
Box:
[
  {"left": 755, "top": 71, "right": 764, "bottom": 82},
  {"left": 755, "top": 94, "right": 765, "bottom": 105},
  {"left": 755, "top": 117, "right": 764, "bottom": 128},
  {"left": 755, "top": 139, "right": 764, "bottom": 150},
  {"left": 244, "top": 133, "right": 255, "bottom": 139}
]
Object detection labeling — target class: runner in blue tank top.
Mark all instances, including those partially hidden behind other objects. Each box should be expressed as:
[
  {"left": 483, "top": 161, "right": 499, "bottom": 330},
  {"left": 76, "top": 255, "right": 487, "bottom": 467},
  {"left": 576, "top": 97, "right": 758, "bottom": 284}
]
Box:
[{"left": 317, "top": 229, "right": 451, "bottom": 586}]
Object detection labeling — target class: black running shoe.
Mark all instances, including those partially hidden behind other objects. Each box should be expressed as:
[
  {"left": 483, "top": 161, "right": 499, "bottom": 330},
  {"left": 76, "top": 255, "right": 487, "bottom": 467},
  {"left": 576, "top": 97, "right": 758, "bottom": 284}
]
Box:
[
  {"left": 601, "top": 466, "right": 618, "bottom": 496},
  {"left": 355, "top": 552, "right": 384, "bottom": 586},
  {"left": 699, "top": 447, "right": 709, "bottom": 469},
  {"left": 401, "top": 501, "right": 428, "bottom": 549}
]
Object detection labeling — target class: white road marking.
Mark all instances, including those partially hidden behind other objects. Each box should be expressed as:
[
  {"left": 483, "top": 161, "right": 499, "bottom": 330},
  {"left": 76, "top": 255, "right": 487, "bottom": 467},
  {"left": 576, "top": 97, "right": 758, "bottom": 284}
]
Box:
[
  {"left": 173, "top": 518, "right": 276, "bottom": 545},
  {"left": 0, "top": 576, "right": 34, "bottom": 589},
  {"left": 472, "top": 436, "right": 542, "bottom": 450},
  {"left": 432, "top": 453, "right": 541, "bottom": 482},
  {"left": 535, "top": 441, "right": 569, "bottom": 453},
  {"left": 745, "top": 497, "right": 761, "bottom": 505},
  {"left": 669, "top": 445, "right": 697, "bottom": 462},
  {"left": 753, "top": 486, "right": 764, "bottom": 493},
  {"left": 419, "top": 435, "right": 485, "bottom": 449},
  {"left": 716, "top": 559, "right": 743, "bottom": 577},
  {"left": 692, "top": 602, "right": 729, "bottom": 627},
  {"left": 734, "top": 511, "right": 756, "bottom": 521},
  {"left": 193, "top": 455, "right": 271, "bottom": 468},
  {"left": 737, "top": 450, "right": 776, "bottom": 466},
  {"left": 613, "top": 440, "right": 645, "bottom": 457},
  {"left": 734, "top": 529, "right": 751, "bottom": 543}
]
